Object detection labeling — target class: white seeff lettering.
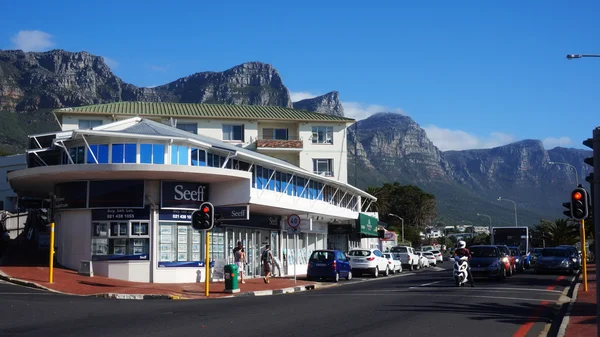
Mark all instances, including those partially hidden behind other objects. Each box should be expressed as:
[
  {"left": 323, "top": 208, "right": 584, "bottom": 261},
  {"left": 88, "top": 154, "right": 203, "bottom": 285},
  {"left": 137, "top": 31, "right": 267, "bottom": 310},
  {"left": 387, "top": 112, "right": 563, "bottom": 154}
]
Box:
[
  {"left": 173, "top": 184, "right": 206, "bottom": 202},
  {"left": 230, "top": 209, "right": 246, "bottom": 218}
]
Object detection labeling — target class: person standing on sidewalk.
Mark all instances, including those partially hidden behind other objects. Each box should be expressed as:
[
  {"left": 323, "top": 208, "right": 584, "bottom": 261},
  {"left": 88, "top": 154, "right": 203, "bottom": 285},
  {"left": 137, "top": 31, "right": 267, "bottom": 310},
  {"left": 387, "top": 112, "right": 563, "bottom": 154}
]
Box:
[
  {"left": 233, "top": 241, "right": 246, "bottom": 284},
  {"left": 262, "top": 245, "right": 274, "bottom": 283}
]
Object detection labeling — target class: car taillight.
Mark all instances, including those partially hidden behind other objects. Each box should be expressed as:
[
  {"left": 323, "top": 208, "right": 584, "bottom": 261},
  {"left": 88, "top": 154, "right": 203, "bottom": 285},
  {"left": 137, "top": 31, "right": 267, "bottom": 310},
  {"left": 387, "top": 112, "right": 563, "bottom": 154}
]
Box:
[
  {"left": 366, "top": 257, "right": 375, "bottom": 261},
  {"left": 308, "top": 262, "right": 313, "bottom": 268},
  {"left": 332, "top": 261, "right": 337, "bottom": 269}
]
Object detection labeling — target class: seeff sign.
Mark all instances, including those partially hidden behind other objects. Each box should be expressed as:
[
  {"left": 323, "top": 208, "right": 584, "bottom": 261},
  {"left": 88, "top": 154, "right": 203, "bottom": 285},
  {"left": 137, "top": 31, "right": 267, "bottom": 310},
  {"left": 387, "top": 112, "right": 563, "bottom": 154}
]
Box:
[
  {"left": 161, "top": 181, "right": 210, "bottom": 210},
  {"left": 216, "top": 205, "right": 249, "bottom": 221}
]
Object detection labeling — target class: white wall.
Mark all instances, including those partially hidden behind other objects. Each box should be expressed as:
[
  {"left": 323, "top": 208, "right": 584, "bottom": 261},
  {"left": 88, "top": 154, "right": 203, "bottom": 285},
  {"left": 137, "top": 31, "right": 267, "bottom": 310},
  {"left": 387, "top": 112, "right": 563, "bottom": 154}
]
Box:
[
  {"left": 62, "top": 115, "right": 114, "bottom": 131},
  {"left": 55, "top": 209, "right": 91, "bottom": 271},
  {"left": 298, "top": 123, "right": 349, "bottom": 183}
]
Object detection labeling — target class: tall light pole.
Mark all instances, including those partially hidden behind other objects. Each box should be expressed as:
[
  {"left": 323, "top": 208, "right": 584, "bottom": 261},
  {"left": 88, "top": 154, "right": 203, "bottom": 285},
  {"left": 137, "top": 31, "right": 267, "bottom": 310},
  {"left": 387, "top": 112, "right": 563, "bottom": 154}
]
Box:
[
  {"left": 497, "top": 197, "right": 518, "bottom": 227},
  {"left": 548, "top": 161, "right": 580, "bottom": 186},
  {"left": 389, "top": 213, "right": 404, "bottom": 243},
  {"left": 477, "top": 213, "right": 492, "bottom": 235},
  {"left": 567, "top": 54, "right": 600, "bottom": 59}
]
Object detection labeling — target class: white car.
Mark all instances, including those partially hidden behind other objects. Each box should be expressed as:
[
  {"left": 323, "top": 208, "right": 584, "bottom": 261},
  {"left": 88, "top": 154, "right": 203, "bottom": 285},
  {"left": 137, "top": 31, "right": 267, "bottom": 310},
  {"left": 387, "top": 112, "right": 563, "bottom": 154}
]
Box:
[
  {"left": 416, "top": 251, "right": 430, "bottom": 268},
  {"left": 383, "top": 253, "right": 402, "bottom": 273},
  {"left": 422, "top": 251, "right": 437, "bottom": 266},
  {"left": 390, "top": 246, "right": 420, "bottom": 270},
  {"left": 430, "top": 250, "right": 444, "bottom": 263},
  {"left": 348, "top": 248, "right": 391, "bottom": 277}
]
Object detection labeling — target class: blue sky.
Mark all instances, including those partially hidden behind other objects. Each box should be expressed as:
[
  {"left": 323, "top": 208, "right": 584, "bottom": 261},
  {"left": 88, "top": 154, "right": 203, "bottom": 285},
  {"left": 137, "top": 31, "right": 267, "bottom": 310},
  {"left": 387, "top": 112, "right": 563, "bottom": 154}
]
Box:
[{"left": 2, "top": 0, "right": 599, "bottom": 151}]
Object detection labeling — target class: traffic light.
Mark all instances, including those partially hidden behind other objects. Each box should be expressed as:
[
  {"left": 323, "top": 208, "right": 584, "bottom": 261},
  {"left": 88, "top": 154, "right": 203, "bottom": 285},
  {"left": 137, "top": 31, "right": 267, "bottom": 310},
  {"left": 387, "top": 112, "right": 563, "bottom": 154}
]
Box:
[
  {"left": 563, "top": 201, "right": 572, "bottom": 218},
  {"left": 570, "top": 187, "right": 589, "bottom": 220},
  {"left": 378, "top": 229, "right": 385, "bottom": 239},
  {"left": 192, "top": 202, "right": 214, "bottom": 231}
]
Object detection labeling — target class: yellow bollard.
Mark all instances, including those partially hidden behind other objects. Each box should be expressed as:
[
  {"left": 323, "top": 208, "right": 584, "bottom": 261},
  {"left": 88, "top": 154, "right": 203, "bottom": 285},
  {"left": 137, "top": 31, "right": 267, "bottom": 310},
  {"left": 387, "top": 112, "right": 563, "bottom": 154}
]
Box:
[{"left": 49, "top": 222, "right": 55, "bottom": 283}]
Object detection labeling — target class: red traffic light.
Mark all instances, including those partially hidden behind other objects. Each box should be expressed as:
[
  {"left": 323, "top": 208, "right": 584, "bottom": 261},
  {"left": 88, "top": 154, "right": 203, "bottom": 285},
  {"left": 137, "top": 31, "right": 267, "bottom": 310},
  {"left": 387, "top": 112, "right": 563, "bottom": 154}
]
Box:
[
  {"left": 573, "top": 192, "right": 583, "bottom": 200},
  {"left": 202, "top": 206, "right": 210, "bottom": 213}
]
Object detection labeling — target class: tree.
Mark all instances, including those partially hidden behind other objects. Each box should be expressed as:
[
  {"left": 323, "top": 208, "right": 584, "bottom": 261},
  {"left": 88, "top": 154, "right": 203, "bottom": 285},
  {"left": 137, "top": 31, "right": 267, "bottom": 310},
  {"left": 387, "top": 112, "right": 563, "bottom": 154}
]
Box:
[
  {"left": 533, "top": 219, "right": 579, "bottom": 247},
  {"left": 365, "top": 186, "right": 390, "bottom": 215}
]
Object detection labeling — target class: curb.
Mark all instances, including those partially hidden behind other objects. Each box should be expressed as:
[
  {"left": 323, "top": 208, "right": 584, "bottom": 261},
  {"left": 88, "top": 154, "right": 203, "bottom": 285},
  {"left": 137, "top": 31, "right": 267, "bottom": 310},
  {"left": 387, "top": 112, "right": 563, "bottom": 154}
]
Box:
[
  {"left": 556, "top": 277, "right": 582, "bottom": 337},
  {"left": 0, "top": 269, "right": 67, "bottom": 295},
  {"left": 232, "top": 283, "right": 318, "bottom": 297}
]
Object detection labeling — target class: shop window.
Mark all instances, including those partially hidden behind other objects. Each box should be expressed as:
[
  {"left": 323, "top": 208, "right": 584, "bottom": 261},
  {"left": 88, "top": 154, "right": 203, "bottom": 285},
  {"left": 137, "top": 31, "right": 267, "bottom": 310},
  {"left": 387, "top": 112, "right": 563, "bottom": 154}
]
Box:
[
  {"left": 112, "top": 144, "right": 137, "bottom": 163},
  {"left": 140, "top": 144, "right": 165, "bottom": 164},
  {"left": 190, "top": 148, "right": 207, "bottom": 166},
  {"left": 158, "top": 223, "right": 203, "bottom": 266},
  {"left": 68, "top": 146, "right": 85, "bottom": 164},
  {"left": 86, "top": 144, "right": 109, "bottom": 164},
  {"left": 91, "top": 221, "right": 150, "bottom": 260},
  {"left": 170, "top": 145, "right": 189, "bottom": 165}
]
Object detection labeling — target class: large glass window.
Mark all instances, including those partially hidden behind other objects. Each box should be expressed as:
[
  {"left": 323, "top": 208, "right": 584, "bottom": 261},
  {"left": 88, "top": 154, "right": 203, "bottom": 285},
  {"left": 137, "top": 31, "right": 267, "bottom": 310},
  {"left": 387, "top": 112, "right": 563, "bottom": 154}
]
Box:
[
  {"left": 68, "top": 146, "right": 85, "bottom": 164},
  {"left": 86, "top": 144, "right": 109, "bottom": 164},
  {"left": 140, "top": 143, "right": 165, "bottom": 164},
  {"left": 91, "top": 221, "right": 150, "bottom": 260},
  {"left": 176, "top": 123, "right": 198, "bottom": 134},
  {"left": 190, "top": 148, "right": 207, "bottom": 166},
  {"left": 222, "top": 125, "right": 244, "bottom": 142},
  {"left": 311, "top": 126, "right": 333, "bottom": 144},
  {"left": 262, "top": 128, "right": 288, "bottom": 140},
  {"left": 170, "top": 145, "right": 189, "bottom": 165},
  {"left": 158, "top": 223, "right": 203, "bottom": 264},
  {"left": 78, "top": 119, "right": 103, "bottom": 129},
  {"left": 112, "top": 144, "right": 137, "bottom": 163}
]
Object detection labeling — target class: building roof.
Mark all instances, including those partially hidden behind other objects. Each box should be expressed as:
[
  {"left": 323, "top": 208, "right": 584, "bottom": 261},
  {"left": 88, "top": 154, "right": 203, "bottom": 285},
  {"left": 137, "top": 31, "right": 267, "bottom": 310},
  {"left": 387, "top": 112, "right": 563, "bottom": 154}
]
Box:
[
  {"left": 54, "top": 102, "right": 354, "bottom": 122},
  {"left": 66, "top": 117, "right": 374, "bottom": 200}
]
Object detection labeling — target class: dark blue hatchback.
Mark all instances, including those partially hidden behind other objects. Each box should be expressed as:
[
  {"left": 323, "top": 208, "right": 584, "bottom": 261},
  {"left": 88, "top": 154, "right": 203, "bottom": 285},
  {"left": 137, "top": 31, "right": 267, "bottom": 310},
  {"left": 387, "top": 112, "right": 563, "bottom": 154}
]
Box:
[{"left": 307, "top": 250, "right": 352, "bottom": 282}]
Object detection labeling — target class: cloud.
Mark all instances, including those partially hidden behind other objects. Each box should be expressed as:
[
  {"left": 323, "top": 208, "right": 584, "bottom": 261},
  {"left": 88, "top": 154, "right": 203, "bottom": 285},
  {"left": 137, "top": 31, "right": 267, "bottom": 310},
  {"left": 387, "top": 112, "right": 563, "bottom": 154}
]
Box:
[
  {"left": 102, "top": 56, "right": 119, "bottom": 69},
  {"left": 10, "top": 30, "right": 54, "bottom": 52},
  {"left": 423, "top": 125, "right": 516, "bottom": 151},
  {"left": 542, "top": 136, "right": 572, "bottom": 149},
  {"left": 290, "top": 91, "right": 404, "bottom": 120},
  {"left": 146, "top": 63, "right": 169, "bottom": 72},
  {"left": 290, "top": 91, "right": 318, "bottom": 102}
]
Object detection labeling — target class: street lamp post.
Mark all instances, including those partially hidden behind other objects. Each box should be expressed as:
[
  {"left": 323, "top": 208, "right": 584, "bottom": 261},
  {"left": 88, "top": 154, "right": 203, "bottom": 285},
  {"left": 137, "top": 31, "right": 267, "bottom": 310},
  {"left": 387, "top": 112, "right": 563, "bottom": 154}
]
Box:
[
  {"left": 497, "top": 197, "right": 518, "bottom": 227},
  {"left": 477, "top": 213, "right": 492, "bottom": 235},
  {"left": 548, "top": 161, "right": 580, "bottom": 186},
  {"left": 567, "top": 54, "right": 600, "bottom": 59},
  {"left": 389, "top": 213, "right": 404, "bottom": 243}
]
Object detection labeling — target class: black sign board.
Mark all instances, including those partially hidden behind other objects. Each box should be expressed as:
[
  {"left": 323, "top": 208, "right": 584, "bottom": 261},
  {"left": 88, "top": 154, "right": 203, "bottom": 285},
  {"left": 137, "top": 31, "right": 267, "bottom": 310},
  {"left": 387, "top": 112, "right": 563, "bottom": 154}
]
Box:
[
  {"left": 215, "top": 205, "right": 249, "bottom": 221},
  {"left": 161, "top": 181, "right": 209, "bottom": 210},
  {"left": 218, "top": 213, "right": 281, "bottom": 230},
  {"left": 92, "top": 207, "right": 151, "bottom": 221},
  {"left": 54, "top": 181, "right": 88, "bottom": 209},
  {"left": 88, "top": 180, "right": 145, "bottom": 208},
  {"left": 159, "top": 209, "right": 193, "bottom": 222},
  {"left": 328, "top": 225, "right": 353, "bottom": 235}
]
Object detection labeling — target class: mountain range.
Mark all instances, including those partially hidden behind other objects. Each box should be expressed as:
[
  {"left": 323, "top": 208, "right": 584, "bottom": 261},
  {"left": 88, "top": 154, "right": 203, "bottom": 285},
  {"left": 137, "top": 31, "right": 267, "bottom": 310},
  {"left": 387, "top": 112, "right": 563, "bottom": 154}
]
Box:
[{"left": 0, "top": 49, "right": 591, "bottom": 227}]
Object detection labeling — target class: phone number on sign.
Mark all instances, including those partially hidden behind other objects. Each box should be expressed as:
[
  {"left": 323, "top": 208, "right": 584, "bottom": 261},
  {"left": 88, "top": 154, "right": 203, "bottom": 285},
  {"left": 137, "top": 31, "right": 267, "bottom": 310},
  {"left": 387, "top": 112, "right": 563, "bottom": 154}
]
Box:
[{"left": 105, "top": 213, "right": 136, "bottom": 219}]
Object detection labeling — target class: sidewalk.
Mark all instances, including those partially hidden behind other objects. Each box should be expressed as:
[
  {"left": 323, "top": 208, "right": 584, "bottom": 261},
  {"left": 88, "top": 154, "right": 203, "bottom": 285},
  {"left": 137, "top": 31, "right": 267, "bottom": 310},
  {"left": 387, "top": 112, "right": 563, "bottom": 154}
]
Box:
[
  {"left": 565, "top": 263, "right": 597, "bottom": 337},
  {"left": 0, "top": 264, "right": 319, "bottom": 300}
]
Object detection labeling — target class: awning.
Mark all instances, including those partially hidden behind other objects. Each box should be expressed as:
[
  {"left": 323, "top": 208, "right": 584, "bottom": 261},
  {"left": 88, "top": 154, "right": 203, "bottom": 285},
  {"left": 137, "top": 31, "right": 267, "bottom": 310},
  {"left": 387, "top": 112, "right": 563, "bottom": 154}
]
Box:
[{"left": 356, "top": 213, "right": 378, "bottom": 236}]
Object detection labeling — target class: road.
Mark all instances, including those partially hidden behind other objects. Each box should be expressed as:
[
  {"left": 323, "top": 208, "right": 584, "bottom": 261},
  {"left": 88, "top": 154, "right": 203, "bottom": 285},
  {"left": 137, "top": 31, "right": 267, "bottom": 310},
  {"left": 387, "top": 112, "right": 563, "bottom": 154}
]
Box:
[{"left": 0, "top": 265, "right": 573, "bottom": 337}]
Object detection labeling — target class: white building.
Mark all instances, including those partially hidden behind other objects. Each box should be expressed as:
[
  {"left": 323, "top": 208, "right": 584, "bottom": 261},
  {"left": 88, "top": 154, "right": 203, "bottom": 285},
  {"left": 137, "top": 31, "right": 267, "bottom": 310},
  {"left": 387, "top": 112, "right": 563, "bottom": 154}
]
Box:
[{"left": 8, "top": 103, "right": 379, "bottom": 283}]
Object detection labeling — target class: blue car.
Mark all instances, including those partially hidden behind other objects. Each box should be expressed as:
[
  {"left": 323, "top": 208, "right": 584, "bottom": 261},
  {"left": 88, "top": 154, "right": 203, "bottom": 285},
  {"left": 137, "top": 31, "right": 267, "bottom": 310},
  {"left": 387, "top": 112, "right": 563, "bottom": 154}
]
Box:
[
  {"left": 307, "top": 250, "right": 352, "bottom": 282},
  {"left": 535, "top": 247, "right": 576, "bottom": 275},
  {"left": 469, "top": 245, "right": 507, "bottom": 281}
]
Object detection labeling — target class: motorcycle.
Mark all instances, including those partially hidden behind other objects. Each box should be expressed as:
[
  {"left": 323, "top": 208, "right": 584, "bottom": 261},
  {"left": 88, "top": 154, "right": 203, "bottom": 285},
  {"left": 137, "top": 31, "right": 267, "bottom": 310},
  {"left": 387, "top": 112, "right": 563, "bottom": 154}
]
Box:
[{"left": 453, "top": 255, "right": 469, "bottom": 287}]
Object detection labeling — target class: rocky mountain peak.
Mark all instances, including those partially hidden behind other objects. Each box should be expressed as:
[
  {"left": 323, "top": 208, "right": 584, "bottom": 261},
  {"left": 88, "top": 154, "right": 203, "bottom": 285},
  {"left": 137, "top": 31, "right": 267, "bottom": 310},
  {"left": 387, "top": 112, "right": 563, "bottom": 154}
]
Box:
[{"left": 292, "top": 91, "right": 344, "bottom": 117}]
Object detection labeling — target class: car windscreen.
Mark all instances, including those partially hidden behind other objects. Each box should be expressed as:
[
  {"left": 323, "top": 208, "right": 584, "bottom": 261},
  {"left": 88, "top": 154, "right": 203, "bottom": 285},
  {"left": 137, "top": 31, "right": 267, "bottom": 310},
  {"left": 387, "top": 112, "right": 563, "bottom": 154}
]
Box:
[
  {"left": 310, "top": 251, "right": 334, "bottom": 262},
  {"left": 430, "top": 250, "right": 440, "bottom": 254},
  {"left": 348, "top": 250, "right": 371, "bottom": 257},
  {"left": 541, "top": 249, "right": 569, "bottom": 257},
  {"left": 471, "top": 247, "right": 498, "bottom": 258},
  {"left": 390, "top": 247, "right": 408, "bottom": 253},
  {"left": 383, "top": 253, "right": 392, "bottom": 259},
  {"left": 510, "top": 249, "right": 518, "bottom": 256}
]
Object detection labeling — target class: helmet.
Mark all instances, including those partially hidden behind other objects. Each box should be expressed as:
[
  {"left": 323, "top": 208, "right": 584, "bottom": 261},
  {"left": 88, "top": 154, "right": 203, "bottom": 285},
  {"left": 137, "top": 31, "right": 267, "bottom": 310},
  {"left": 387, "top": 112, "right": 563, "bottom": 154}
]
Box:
[{"left": 457, "top": 240, "right": 466, "bottom": 249}]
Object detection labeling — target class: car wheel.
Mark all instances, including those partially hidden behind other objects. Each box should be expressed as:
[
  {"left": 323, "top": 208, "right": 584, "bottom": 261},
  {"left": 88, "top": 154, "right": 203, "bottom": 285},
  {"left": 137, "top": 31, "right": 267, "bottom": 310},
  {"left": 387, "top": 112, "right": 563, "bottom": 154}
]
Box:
[
  {"left": 384, "top": 266, "right": 389, "bottom": 276},
  {"left": 346, "top": 270, "right": 352, "bottom": 280},
  {"left": 373, "top": 266, "right": 379, "bottom": 278},
  {"left": 334, "top": 272, "right": 340, "bottom": 283}
]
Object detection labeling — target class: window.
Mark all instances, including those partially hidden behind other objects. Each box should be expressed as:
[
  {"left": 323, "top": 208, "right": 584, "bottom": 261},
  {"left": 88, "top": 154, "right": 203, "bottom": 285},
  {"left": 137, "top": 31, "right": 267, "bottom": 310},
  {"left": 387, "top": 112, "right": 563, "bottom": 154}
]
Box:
[
  {"left": 313, "top": 159, "right": 333, "bottom": 177},
  {"left": 262, "top": 128, "right": 288, "bottom": 140},
  {"left": 312, "top": 126, "right": 333, "bottom": 144},
  {"left": 68, "top": 146, "right": 85, "bottom": 164},
  {"left": 111, "top": 144, "right": 137, "bottom": 163},
  {"left": 223, "top": 125, "right": 244, "bottom": 142},
  {"left": 86, "top": 144, "right": 109, "bottom": 164},
  {"left": 158, "top": 223, "right": 203, "bottom": 264},
  {"left": 91, "top": 221, "right": 150, "bottom": 260},
  {"left": 140, "top": 144, "right": 165, "bottom": 164},
  {"left": 176, "top": 123, "right": 197, "bottom": 134},
  {"left": 78, "top": 119, "right": 103, "bottom": 129},
  {"left": 190, "top": 148, "right": 207, "bottom": 166},
  {"left": 170, "top": 145, "right": 189, "bottom": 165}
]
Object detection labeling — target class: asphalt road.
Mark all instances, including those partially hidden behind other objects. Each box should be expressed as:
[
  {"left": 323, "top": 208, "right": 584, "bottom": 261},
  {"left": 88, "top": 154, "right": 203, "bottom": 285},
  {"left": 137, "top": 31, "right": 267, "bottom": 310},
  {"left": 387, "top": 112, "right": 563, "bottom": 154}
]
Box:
[{"left": 0, "top": 264, "right": 574, "bottom": 337}]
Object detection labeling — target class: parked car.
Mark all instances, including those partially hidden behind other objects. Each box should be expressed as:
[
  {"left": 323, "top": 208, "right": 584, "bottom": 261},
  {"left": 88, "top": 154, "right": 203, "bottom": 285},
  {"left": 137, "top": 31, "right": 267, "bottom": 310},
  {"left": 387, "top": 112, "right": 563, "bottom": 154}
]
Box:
[
  {"left": 535, "top": 247, "right": 577, "bottom": 275},
  {"left": 307, "top": 250, "right": 352, "bottom": 282},
  {"left": 531, "top": 248, "right": 543, "bottom": 265},
  {"left": 469, "top": 245, "right": 507, "bottom": 281},
  {"left": 430, "top": 250, "right": 444, "bottom": 263},
  {"left": 558, "top": 245, "right": 581, "bottom": 269},
  {"left": 390, "top": 246, "right": 420, "bottom": 270},
  {"left": 348, "top": 248, "right": 390, "bottom": 277},
  {"left": 421, "top": 251, "right": 437, "bottom": 266},
  {"left": 415, "top": 251, "right": 430, "bottom": 268},
  {"left": 383, "top": 253, "right": 402, "bottom": 273},
  {"left": 496, "top": 245, "right": 516, "bottom": 276},
  {"left": 420, "top": 245, "right": 435, "bottom": 252}
]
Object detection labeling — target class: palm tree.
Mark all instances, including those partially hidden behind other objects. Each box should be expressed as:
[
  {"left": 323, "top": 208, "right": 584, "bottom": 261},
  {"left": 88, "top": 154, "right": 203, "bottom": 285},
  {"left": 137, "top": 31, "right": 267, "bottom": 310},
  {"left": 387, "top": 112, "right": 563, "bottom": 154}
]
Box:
[
  {"left": 534, "top": 219, "right": 579, "bottom": 246},
  {"left": 365, "top": 186, "right": 390, "bottom": 215}
]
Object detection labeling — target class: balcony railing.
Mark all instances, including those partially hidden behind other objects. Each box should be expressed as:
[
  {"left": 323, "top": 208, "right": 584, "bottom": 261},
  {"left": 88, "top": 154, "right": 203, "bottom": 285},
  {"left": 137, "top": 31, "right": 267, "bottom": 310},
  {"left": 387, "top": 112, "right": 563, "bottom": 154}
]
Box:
[
  {"left": 255, "top": 135, "right": 303, "bottom": 149},
  {"left": 314, "top": 171, "right": 334, "bottom": 177}
]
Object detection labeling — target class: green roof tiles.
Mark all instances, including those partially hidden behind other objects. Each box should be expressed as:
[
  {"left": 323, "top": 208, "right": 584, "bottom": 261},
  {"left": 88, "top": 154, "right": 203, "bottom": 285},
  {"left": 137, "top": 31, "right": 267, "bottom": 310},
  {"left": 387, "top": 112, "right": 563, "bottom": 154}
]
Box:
[{"left": 54, "top": 102, "right": 354, "bottom": 122}]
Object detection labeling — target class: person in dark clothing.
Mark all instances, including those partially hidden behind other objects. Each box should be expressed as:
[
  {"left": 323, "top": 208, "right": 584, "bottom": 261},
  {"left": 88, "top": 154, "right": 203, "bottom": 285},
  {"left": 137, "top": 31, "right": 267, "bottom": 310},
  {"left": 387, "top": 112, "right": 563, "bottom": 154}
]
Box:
[{"left": 454, "top": 240, "right": 475, "bottom": 287}]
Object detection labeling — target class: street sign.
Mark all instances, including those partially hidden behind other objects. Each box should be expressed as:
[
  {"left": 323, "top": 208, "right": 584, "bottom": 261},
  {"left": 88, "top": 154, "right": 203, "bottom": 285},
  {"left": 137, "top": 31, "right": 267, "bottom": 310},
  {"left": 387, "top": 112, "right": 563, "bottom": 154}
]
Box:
[
  {"left": 287, "top": 214, "right": 300, "bottom": 229},
  {"left": 288, "top": 227, "right": 300, "bottom": 235}
]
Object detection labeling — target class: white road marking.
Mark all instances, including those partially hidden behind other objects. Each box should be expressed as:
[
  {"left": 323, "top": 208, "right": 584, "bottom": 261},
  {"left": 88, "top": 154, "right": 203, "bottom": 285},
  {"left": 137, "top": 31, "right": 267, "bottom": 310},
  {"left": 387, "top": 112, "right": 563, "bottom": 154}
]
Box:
[
  {"left": 407, "top": 286, "right": 562, "bottom": 293},
  {"left": 409, "top": 280, "right": 450, "bottom": 288},
  {"left": 300, "top": 292, "right": 558, "bottom": 302}
]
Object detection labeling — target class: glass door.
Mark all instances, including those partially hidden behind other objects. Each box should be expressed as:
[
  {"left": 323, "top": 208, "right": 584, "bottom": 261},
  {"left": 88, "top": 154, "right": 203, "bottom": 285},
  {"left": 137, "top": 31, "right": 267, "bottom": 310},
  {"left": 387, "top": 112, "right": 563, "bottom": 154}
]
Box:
[{"left": 252, "top": 231, "right": 262, "bottom": 277}]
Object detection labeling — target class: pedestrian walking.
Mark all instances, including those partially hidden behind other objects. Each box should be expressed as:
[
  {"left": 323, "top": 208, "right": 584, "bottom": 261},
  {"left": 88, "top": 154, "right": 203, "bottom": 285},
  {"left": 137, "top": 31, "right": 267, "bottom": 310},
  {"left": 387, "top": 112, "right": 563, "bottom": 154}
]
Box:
[
  {"left": 261, "top": 244, "right": 274, "bottom": 283},
  {"left": 233, "top": 241, "right": 247, "bottom": 284}
]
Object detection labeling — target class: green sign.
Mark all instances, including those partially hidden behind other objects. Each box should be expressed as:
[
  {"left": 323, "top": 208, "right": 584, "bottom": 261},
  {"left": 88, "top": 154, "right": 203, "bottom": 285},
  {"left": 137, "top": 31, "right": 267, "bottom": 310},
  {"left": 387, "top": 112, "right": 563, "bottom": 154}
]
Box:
[{"left": 357, "top": 213, "right": 378, "bottom": 236}]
